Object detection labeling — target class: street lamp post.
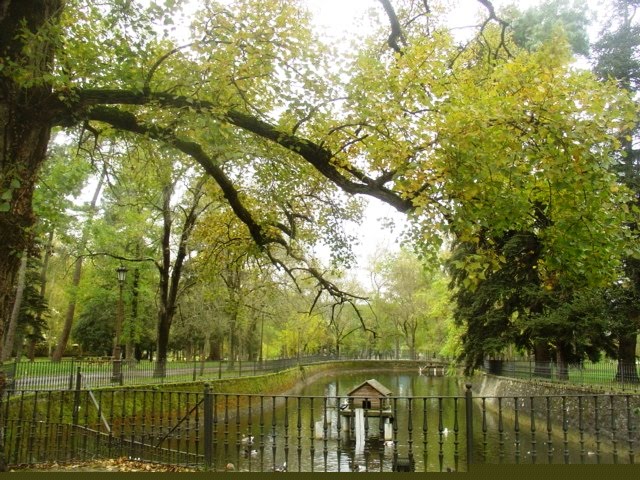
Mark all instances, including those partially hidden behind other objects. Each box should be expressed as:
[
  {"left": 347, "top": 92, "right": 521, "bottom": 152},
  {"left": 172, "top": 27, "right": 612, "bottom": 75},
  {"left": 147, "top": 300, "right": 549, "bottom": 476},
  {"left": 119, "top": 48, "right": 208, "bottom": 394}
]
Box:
[
  {"left": 111, "top": 265, "right": 127, "bottom": 384},
  {"left": 259, "top": 313, "right": 264, "bottom": 365}
]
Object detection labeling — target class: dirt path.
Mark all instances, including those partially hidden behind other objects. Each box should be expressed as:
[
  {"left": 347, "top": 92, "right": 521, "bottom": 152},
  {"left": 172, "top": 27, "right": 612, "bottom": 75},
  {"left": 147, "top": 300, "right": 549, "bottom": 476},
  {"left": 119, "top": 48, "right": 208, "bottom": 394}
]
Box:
[{"left": 9, "top": 458, "right": 198, "bottom": 472}]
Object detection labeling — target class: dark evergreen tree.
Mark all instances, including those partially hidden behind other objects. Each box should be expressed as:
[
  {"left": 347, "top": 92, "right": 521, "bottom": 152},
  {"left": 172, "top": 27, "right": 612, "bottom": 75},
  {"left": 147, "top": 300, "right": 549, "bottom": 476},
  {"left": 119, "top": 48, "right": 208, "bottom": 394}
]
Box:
[{"left": 592, "top": 0, "right": 640, "bottom": 383}]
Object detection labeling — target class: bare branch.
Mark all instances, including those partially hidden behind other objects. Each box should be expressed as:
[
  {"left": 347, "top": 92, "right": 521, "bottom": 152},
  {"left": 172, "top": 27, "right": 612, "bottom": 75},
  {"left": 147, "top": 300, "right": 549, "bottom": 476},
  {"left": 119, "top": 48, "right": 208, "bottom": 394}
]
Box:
[
  {"left": 144, "top": 43, "right": 195, "bottom": 93},
  {"left": 379, "top": 0, "right": 406, "bottom": 54},
  {"left": 80, "top": 251, "right": 160, "bottom": 270},
  {"left": 476, "top": 0, "right": 512, "bottom": 59}
]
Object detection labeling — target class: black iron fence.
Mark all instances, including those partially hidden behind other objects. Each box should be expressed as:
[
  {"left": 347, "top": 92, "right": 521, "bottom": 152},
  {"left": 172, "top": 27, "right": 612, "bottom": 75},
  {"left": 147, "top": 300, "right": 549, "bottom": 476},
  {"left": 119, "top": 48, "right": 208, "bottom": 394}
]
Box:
[
  {"left": 2, "top": 354, "right": 448, "bottom": 392},
  {"left": 2, "top": 383, "right": 638, "bottom": 471},
  {"left": 3, "top": 355, "right": 337, "bottom": 391},
  {"left": 484, "top": 360, "right": 640, "bottom": 392}
]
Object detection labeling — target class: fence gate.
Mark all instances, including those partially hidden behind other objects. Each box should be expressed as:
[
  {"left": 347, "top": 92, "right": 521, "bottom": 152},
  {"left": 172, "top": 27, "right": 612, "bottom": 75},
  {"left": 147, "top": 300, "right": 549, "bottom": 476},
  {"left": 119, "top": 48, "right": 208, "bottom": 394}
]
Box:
[{"left": 1, "top": 383, "right": 206, "bottom": 468}]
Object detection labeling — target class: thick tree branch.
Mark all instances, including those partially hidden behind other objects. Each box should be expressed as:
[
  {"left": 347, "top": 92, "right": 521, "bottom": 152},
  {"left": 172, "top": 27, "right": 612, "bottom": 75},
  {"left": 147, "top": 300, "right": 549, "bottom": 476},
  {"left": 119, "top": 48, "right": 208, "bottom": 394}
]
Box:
[
  {"left": 86, "top": 106, "right": 367, "bottom": 308},
  {"left": 86, "top": 106, "right": 270, "bottom": 247},
  {"left": 476, "top": 0, "right": 512, "bottom": 59},
  {"left": 62, "top": 89, "right": 414, "bottom": 212}
]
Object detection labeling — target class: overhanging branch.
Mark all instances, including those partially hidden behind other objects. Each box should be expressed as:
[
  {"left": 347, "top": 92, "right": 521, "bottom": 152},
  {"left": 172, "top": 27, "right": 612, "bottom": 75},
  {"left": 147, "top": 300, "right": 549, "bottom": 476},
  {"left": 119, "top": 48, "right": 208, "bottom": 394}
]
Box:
[
  {"left": 86, "top": 106, "right": 368, "bottom": 308},
  {"left": 64, "top": 89, "right": 414, "bottom": 213},
  {"left": 86, "top": 106, "right": 269, "bottom": 248}
]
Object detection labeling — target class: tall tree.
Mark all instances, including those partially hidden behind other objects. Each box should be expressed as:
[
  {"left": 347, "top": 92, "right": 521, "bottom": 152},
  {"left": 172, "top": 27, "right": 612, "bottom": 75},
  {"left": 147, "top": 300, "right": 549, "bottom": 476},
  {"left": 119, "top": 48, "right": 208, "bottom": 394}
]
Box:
[
  {"left": 96, "top": 142, "right": 212, "bottom": 372},
  {"left": 51, "top": 169, "right": 104, "bottom": 361},
  {"left": 0, "top": 0, "right": 636, "bottom": 385},
  {"left": 153, "top": 172, "right": 209, "bottom": 373},
  {"left": 592, "top": 0, "right": 640, "bottom": 382},
  {"left": 506, "top": 0, "right": 591, "bottom": 56}
]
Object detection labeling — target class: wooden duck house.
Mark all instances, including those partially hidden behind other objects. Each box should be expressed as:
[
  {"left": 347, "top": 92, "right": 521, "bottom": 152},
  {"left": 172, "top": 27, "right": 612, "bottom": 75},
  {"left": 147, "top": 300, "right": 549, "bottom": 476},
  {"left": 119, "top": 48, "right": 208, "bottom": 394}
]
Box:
[
  {"left": 340, "top": 379, "right": 394, "bottom": 444},
  {"left": 345, "top": 379, "right": 392, "bottom": 411}
]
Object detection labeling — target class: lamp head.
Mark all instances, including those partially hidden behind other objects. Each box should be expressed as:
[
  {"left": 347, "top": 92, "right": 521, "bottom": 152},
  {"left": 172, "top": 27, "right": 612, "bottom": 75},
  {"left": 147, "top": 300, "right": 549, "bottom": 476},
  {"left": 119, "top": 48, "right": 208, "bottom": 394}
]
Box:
[{"left": 116, "top": 265, "right": 128, "bottom": 284}]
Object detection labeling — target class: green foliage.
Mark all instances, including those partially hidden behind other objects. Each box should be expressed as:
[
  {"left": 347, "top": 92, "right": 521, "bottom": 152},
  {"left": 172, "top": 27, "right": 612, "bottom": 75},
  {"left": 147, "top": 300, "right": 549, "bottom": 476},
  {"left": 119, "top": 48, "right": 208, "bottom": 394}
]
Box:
[
  {"left": 8, "top": 0, "right": 640, "bottom": 369},
  {"left": 448, "top": 227, "right": 620, "bottom": 371},
  {"left": 447, "top": 232, "right": 541, "bottom": 370},
  {"left": 369, "top": 248, "right": 454, "bottom": 359},
  {"left": 33, "top": 142, "right": 93, "bottom": 237},
  {"left": 505, "top": 0, "right": 592, "bottom": 56},
  {"left": 72, "top": 294, "right": 115, "bottom": 356},
  {"left": 523, "top": 287, "right": 614, "bottom": 363}
]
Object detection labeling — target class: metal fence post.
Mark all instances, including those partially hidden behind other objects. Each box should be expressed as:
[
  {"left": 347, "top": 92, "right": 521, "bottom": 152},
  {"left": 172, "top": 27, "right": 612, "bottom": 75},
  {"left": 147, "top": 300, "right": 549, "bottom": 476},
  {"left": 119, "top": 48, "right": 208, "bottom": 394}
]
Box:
[
  {"left": 72, "top": 367, "right": 82, "bottom": 423},
  {"left": 72, "top": 367, "right": 82, "bottom": 457},
  {"left": 68, "top": 358, "right": 75, "bottom": 390},
  {"left": 11, "top": 356, "right": 18, "bottom": 390},
  {"left": 203, "top": 383, "right": 212, "bottom": 469},
  {"left": 193, "top": 358, "right": 197, "bottom": 382},
  {"left": 465, "top": 383, "right": 474, "bottom": 471}
]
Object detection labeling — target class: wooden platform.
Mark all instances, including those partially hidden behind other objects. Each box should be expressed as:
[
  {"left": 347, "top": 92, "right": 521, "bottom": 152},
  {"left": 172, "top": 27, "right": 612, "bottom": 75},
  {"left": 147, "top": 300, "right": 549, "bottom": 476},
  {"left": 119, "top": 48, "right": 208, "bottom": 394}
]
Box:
[{"left": 338, "top": 408, "right": 394, "bottom": 419}]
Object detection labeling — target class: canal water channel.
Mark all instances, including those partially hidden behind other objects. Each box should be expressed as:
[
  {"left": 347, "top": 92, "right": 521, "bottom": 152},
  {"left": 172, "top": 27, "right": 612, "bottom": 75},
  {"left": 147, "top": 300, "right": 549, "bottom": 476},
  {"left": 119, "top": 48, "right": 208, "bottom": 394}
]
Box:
[{"left": 206, "top": 371, "right": 634, "bottom": 472}]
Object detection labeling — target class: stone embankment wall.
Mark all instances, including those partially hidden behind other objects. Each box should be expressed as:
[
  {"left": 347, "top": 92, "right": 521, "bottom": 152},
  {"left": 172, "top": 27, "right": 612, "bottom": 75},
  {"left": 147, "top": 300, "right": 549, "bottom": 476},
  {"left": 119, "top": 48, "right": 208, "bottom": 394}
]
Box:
[
  {"left": 473, "top": 373, "right": 615, "bottom": 397},
  {"left": 472, "top": 374, "right": 640, "bottom": 443}
]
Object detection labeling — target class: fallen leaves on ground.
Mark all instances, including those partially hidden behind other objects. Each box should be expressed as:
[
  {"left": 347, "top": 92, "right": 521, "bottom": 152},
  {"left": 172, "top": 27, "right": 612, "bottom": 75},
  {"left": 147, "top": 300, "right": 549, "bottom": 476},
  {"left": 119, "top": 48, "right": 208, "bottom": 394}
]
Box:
[{"left": 10, "top": 457, "right": 198, "bottom": 472}]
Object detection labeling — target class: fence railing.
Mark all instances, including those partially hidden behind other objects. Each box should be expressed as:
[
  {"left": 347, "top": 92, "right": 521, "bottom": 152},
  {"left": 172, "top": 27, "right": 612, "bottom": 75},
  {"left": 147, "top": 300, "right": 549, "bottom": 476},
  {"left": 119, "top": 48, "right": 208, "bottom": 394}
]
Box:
[
  {"left": 6, "top": 356, "right": 639, "bottom": 393},
  {"left": 2, "top": 354, "right": 447, "bottom": 392},
  {"left": 3, "top": 356, "right": 335, "bottom": 391},
  {"left": 2, "top": 383, "right": 638, "bottom": 471},
  {"left": 483, "top": 360, "right": 640, "bottom": 392}
]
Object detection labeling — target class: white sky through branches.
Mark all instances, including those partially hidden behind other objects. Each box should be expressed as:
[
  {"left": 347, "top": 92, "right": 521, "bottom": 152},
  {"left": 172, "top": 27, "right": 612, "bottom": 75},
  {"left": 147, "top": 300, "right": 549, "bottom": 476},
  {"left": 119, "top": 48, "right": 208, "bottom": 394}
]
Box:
[
  {"left": 304, "top": 0, "right": 542, "bottom": 283},
  {"left": 303, "top": 0, "right": 608, "bottom": 285},
  {"left": 73, "top": 0, "right": 605, "bottom": 287}
]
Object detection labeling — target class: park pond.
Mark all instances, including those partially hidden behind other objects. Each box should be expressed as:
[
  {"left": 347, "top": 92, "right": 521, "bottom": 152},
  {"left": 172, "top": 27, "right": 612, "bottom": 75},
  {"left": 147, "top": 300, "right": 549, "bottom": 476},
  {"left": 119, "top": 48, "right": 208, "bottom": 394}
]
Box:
[
  {"left": 202, "top": 371, "right": 636, "bottom": 472},
  {"left": 4, "top": 366, "right": 638, "bottom": 472}
]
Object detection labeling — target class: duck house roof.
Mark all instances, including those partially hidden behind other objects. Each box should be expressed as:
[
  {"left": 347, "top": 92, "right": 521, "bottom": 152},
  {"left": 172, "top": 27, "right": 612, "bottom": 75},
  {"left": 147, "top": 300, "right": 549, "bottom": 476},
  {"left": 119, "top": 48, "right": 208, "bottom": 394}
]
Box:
[{"left": 346, "top": 379, "right": 393, "bottom": 397}]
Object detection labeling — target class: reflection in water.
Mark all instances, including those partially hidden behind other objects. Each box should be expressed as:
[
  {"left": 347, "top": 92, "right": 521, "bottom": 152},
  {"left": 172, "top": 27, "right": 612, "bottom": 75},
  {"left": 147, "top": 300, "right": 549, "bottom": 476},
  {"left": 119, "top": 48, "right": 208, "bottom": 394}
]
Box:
[{"left": 207, "top": 371, "right": 637, "bottom": 472}]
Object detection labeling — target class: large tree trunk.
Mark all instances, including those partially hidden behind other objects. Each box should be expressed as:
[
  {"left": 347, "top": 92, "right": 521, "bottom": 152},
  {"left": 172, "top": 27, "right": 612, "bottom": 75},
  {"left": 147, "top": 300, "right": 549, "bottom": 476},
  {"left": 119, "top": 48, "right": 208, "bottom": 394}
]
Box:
[
  {"left": 153, "top": 183, "right": 174, "bottom": 376},
  {"left": 555, "top": 346, "right": 569, "bottom": 381},
  {"left": 0, "top": 2, "right": 64, "bottom": 472},
  {"left": 616, "top": 333, "right": 639, "bottom": 384},
  {"left": 0, "top": 1, "right": 61, "bottom": 323},
  {"left": 208, "top": 337, "right": 222, "bottom": 361},
  {"left": 533, "top": 341, "right": 553, "bottom": 378},
  {"left": 153, "top": 309, "right": 171, "bottom": 377},
  {"left": 0, "top": 115, "right": 52, "bottom": 343},
  {"left": 1, "top": 251, "right": 28, "bottom": 360}
]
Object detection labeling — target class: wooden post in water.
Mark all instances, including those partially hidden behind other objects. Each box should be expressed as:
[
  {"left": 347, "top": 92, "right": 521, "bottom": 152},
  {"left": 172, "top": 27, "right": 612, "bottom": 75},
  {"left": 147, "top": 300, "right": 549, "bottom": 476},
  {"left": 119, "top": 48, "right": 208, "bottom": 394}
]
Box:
[{"left": 354, "top": 408, "right": 365, "bottom": 453}]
